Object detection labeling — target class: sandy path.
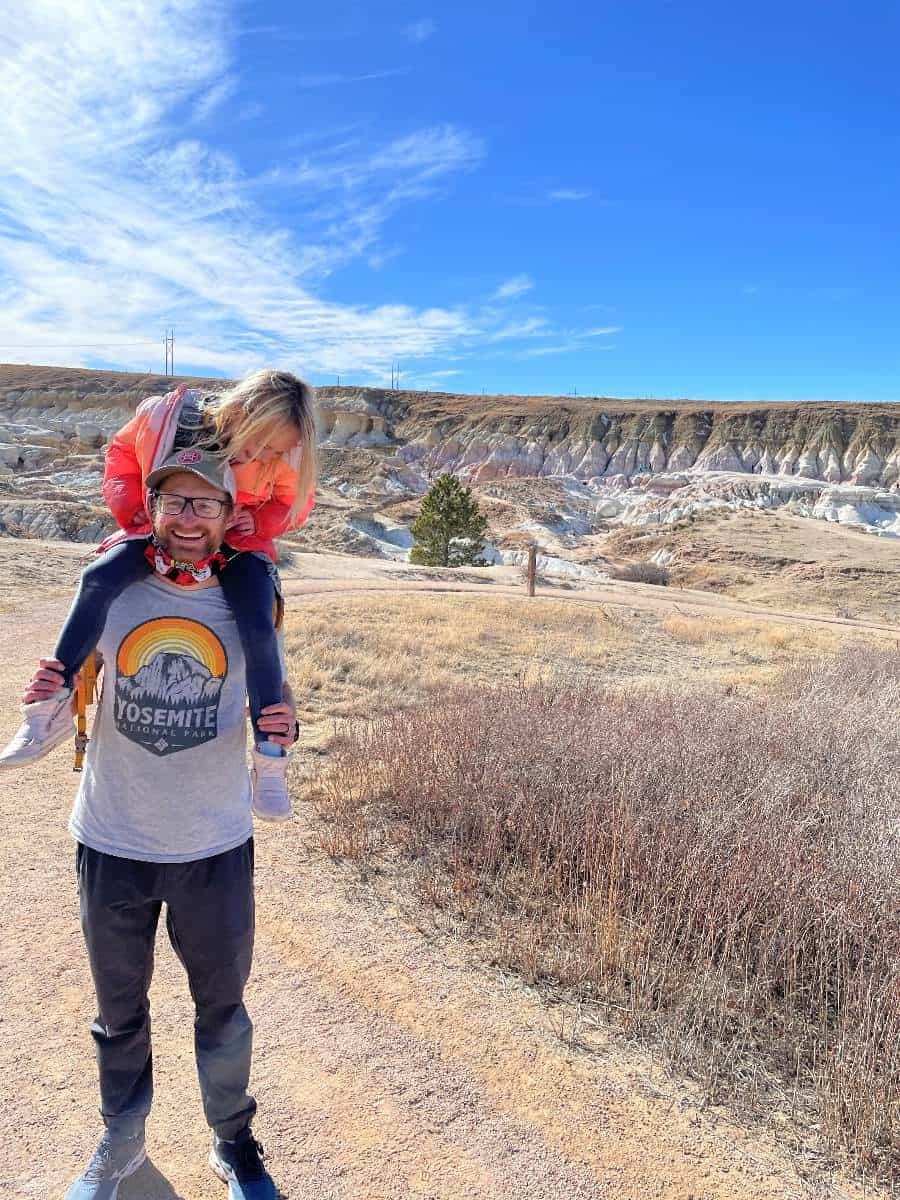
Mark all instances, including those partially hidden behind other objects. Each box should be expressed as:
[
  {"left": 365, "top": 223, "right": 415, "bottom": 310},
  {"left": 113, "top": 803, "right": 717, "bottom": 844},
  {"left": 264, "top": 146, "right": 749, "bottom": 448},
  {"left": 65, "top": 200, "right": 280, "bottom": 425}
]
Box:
[{"left": 0, "top": 582, "right": 875, "bottom": 1200}]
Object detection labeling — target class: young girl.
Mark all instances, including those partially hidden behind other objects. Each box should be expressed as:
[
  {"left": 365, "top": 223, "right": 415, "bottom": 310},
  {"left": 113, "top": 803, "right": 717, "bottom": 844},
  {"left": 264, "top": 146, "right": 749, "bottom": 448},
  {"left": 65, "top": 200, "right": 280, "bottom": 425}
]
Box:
[{"left": 0, "top": 368, "right": 317, "bottom": 820}]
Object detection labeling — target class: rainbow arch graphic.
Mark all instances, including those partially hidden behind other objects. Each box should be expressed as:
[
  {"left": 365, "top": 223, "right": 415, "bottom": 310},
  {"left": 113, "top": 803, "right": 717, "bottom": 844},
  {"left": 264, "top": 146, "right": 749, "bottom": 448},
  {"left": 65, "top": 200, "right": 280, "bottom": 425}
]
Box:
[{"left": 117, "top": 618, "right": 227, "bottom": 678}]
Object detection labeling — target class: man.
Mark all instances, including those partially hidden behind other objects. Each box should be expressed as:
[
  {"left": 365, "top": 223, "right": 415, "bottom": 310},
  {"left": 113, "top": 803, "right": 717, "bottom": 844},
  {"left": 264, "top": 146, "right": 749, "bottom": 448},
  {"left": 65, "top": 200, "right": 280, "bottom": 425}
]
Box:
[{"left": 18, "top": 450, "right": 294, "bottom": 1200}]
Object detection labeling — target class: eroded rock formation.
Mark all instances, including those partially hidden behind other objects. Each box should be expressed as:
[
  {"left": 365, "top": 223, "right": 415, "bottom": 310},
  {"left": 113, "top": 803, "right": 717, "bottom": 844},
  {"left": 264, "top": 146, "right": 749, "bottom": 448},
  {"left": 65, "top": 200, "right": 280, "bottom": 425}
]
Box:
[{"left": 1, "top": 367, "right": 899, "bottom": 557}]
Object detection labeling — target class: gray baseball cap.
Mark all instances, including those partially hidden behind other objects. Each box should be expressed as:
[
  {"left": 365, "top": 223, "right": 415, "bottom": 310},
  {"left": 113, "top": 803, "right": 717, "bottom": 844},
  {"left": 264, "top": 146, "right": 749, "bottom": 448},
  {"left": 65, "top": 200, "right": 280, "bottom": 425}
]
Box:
[{"left": 146, "top": 448, "right": 237, "bottom": 502}]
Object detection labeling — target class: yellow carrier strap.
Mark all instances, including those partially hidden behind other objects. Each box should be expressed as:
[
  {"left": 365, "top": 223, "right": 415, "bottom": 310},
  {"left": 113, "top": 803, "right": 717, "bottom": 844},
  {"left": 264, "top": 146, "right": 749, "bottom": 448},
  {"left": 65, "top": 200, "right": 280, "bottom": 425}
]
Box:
[{"left": 74, "top": 652, "right": 99, "bottom": 772}]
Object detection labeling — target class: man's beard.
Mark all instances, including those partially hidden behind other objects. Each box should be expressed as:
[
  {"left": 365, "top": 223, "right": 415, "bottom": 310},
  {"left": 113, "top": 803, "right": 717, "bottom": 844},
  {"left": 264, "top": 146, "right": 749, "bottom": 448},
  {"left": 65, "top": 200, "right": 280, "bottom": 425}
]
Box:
[{"left": 153, "top": 523, "right": 220, "bottom": 563}]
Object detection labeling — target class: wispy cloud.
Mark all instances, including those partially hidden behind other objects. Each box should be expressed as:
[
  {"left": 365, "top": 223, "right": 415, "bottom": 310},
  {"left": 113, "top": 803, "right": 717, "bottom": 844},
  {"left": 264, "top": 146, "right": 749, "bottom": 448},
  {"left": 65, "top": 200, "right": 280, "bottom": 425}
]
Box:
[
  {"left": 0, "top": 3, "right": 485, "bottom": 379},
  {"left": 260, "top": 124, "right": 485, "bottom": 219},
  {"left": 493, "top": 275, "right": 533, "bottom": 300},
  {"left": 517, "top": 324, "right": 620, "bottom": 357},
  {"left": 296, "top": 68, "right": 410, "bottom": 89},
  {"left": 521, "top": 342, "right": 616, "bottom": 358},
  {"left": 404, "top": 18, "right": 437, "bottom": 42},
  {"left": 509, "top": 188, "right": 601, "bottom": 208},
  {"left": 487, "top": 317, "right": 548, "bottom": 342},
  {"left": 367, "top": 246, "right": 403, "bottom": 271},
  {"left": 192, "top": 74, "right": 238, "bottom": 123},
  {"left": 547, "top": 188, "right": 590, "bottom": 202},
  {"left": 0, "top": 1, "right": 602, "bottom": 383}
]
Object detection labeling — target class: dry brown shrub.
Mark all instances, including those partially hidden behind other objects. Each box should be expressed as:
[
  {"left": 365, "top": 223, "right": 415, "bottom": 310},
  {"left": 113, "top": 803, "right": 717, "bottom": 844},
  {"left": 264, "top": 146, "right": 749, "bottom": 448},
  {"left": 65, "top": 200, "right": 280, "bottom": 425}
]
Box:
[
  {"left": 611, "top": 559, "right": 671, "bottom": 586},
  {"left": 315, "top": 643, "right": 900, "bottom": 1179}
]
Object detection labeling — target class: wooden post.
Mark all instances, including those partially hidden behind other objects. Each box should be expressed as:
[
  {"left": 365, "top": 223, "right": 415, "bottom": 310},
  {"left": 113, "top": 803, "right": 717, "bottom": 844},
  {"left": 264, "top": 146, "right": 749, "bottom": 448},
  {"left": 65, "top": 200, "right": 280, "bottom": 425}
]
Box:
[{"left": 526, "top": 544, "right": 536, "bottom": 597}]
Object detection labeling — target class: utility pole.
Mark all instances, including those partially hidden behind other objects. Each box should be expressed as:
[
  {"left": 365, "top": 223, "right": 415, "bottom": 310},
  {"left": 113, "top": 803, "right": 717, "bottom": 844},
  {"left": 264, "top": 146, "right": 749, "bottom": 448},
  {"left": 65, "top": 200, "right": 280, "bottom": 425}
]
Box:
[{"left": 164, "top": 328, "right": 175, "bottom": 376}]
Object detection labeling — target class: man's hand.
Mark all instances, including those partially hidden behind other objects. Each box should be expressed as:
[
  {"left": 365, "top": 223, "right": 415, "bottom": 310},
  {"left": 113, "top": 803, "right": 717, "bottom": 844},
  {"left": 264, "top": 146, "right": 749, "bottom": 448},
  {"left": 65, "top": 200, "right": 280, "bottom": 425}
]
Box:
[
  {"left": 227, "top": 505, "right": 256, "bottom": 536},
  {"left": 23, "top": 657, "right": 69, "bottom": 705},
  {"left": 257, "top": 685, "right": 298, "bottom": 748}
]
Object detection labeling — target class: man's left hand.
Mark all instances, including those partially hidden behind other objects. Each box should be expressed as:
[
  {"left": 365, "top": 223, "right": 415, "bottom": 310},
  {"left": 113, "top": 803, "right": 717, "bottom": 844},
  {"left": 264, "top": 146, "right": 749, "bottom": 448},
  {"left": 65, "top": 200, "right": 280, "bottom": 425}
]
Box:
[{"left": 258, "top": 700, "right": 298, "bottom": 748}]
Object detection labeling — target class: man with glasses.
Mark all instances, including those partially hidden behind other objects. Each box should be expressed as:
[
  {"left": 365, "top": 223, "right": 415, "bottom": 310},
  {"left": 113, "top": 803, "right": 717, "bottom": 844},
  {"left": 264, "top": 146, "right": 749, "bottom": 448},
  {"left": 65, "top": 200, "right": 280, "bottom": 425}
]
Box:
[{"left": 18, "top": 450, "right": 293, "bottom": 1200}]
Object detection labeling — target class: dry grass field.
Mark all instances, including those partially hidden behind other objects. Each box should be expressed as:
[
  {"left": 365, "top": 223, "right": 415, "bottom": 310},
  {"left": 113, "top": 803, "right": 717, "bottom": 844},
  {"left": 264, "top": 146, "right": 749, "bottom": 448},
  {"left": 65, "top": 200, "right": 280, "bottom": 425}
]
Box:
[
  {"left": 294, "top": 591, "right": 899, "bottom": 1186},
  {"left": 602, "top": 509, "right": 900, "bottom": 621},
  {"left": 281, "top": 590, "right": 848, "bottom": 760}
]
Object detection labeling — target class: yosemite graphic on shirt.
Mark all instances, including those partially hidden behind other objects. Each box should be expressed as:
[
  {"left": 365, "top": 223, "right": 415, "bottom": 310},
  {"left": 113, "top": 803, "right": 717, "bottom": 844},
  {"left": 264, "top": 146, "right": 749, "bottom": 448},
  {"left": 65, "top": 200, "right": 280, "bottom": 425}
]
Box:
[{"left": 114, "top": 617, "right": 228, "bottom": 756}]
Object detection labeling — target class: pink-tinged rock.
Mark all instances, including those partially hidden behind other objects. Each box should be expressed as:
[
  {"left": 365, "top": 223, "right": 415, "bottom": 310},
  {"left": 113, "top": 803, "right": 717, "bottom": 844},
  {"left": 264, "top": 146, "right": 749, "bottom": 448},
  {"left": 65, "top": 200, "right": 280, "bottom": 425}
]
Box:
[
  {"left": 647, "top": 441, "right": 668, "bottom": 472},
  {"left": 695, "top": 443, "right": 744, "bottom": 472},
  {"left": 848, "top": 449, "right": 884, "bottom": 486},
  {"left": 794, "top": 450, "right": 820, "bottom": 478},
  {"left": 820, "top": 447, "right": 843, "bottom": 482},
  {"left": 881, "top": 448, "right": 900, "bottom": 488},
  {"left": 605, "top": 442, "right": 638, "bottom": 476},
  {"left": 667, "top": 444, "right": 698, "bottom": 470}
]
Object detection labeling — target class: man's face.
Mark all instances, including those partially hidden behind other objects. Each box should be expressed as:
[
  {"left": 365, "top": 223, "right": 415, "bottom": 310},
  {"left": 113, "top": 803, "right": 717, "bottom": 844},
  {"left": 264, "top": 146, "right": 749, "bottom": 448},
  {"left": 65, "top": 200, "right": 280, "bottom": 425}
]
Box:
[{"left": 151, "top": 471, "right": 230, "bottom": 562}]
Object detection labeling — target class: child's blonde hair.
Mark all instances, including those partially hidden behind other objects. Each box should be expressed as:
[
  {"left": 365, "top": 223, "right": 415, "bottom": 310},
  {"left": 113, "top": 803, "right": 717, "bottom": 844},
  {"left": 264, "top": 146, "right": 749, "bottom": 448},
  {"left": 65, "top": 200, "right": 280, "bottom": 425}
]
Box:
[{"left": 206, "top": 368, "right": 317, "bottom": 522}]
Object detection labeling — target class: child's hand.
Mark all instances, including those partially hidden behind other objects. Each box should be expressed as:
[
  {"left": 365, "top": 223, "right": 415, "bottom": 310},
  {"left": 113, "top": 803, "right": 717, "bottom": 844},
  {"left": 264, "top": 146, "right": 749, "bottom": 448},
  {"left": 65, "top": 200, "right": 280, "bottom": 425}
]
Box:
[
  {"left": 130, "top": 506, "right": 150, "bottom": 527},
  {"left": 23, "top": 657, "right": 68, "bottom": 705},
  {"left": 227, "top": 506, "right": 256, "bottom": 536}
]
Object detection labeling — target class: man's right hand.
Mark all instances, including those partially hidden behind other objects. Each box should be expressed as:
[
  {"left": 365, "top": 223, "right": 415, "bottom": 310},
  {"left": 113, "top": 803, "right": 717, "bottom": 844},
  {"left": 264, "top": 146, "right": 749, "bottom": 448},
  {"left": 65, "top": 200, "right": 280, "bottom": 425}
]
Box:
[{"left": 23, "top": 658, "right": 69, "bottom": 705}]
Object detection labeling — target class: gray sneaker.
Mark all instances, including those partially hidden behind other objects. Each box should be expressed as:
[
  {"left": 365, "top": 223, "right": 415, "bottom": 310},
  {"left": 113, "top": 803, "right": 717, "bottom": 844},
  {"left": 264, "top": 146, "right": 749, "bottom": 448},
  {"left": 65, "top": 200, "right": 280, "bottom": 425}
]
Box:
[
  {"left": 209, "top": 1127, "right": 276, "bottom": 1198},
  {"left": 64, "top": 1133, "right": 146, "bottom": 1199}
]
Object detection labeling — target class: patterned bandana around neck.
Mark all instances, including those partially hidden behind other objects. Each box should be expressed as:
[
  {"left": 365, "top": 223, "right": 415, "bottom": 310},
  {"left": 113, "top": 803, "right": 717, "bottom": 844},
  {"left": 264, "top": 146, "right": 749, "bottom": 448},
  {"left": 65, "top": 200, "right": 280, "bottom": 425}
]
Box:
[{"left": 145, "top": 535, "right": 227, "bottom": 586}]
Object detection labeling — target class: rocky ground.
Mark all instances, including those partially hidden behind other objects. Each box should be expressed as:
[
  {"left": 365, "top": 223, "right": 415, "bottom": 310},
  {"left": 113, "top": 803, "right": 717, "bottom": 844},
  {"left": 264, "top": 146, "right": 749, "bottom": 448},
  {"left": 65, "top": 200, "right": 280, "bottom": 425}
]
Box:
[{"left": 2, "top": 365, "right": 899, "bottom": 618}]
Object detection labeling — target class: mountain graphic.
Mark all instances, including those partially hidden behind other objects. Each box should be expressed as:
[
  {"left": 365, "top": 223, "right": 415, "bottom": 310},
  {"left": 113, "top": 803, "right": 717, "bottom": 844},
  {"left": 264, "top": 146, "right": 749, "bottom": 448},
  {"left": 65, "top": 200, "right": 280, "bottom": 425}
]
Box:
[{"left": 118, "top": 651, "right": 223, "bottom": 705}]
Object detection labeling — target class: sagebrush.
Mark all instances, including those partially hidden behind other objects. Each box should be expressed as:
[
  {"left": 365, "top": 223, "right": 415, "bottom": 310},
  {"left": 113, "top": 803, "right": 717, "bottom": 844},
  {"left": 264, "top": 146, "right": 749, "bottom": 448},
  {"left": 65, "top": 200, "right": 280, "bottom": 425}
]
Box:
[{"left": 316, "top": 644, "right": 900, "bottom": 1179}]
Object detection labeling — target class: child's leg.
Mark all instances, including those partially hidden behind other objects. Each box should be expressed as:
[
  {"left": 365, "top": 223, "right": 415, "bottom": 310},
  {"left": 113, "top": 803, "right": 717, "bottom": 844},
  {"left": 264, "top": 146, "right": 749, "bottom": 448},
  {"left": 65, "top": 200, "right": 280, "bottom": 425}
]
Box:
[
  {"left": 217, "top": 552, "right": 283, "bottom": 749},
  {"left": 54, "top": 539, "right": 152, "bottom": 690}
]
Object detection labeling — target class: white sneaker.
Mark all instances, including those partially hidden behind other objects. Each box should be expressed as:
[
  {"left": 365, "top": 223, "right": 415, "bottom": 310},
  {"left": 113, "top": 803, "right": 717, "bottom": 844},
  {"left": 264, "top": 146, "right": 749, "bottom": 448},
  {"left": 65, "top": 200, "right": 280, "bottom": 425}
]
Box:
[
  {"left": 250, "top": 749, "right": 292, "bottom": 822},
  {"left": 0, "top": 692, "right": 73, "bottom": 769}
]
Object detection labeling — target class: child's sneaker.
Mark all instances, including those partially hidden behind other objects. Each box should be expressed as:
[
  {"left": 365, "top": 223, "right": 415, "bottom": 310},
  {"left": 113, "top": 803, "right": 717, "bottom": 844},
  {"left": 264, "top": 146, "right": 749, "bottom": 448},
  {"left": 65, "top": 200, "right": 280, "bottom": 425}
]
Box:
[
  {"left": 250, "top": 748, "right": 292, "bottom": 822},
  {"left": 0, "top": 691, "right": 73, "bottom": 769}
]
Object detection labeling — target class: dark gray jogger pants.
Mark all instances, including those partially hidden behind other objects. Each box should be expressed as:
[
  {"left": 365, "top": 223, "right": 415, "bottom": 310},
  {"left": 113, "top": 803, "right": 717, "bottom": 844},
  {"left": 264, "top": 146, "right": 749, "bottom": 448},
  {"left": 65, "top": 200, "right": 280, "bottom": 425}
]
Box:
[{"left": 75, "top": 839, "right": 257, "bottom": 1141}]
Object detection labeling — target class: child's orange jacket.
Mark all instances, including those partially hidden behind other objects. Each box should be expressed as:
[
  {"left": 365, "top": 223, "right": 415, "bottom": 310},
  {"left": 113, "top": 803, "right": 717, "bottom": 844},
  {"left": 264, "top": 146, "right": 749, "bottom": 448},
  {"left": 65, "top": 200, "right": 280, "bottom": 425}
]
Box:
[{"left": 102, "top": 386, "right": 314, "bottom": 561}]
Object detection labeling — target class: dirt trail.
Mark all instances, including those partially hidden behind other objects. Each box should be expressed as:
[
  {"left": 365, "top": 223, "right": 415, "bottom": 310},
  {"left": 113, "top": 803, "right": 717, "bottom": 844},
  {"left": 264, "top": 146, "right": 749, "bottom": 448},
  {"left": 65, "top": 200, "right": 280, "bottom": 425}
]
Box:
[{"left": 0, "top": 579, "right": 877, "bottom": 1199}]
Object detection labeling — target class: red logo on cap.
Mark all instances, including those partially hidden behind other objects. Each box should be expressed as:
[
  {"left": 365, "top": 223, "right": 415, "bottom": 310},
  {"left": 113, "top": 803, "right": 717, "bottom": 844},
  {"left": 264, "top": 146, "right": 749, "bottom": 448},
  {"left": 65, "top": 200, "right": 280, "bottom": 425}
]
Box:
[{"left": 177, "top": 449, "right": 202, "bottom": 465}]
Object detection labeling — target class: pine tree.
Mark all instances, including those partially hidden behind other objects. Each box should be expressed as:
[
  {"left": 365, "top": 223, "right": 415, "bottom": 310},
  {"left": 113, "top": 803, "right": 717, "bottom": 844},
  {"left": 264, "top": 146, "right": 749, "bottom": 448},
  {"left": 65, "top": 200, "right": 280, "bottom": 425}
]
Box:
[{"left": 409, "top": 473, "right": 489, "bottom": 567}]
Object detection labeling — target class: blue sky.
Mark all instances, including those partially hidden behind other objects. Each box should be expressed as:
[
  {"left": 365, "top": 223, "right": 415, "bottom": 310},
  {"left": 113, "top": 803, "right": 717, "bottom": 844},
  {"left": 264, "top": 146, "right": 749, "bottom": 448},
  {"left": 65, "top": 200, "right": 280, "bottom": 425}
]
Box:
[{"left": 1, "top": 1, "right": 898, "bottom": 401}]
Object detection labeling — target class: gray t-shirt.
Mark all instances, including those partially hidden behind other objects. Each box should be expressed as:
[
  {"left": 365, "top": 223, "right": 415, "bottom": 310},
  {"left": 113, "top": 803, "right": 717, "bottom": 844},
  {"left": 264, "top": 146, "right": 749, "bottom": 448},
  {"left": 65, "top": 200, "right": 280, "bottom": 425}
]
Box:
[{"left": 69, "top": 574, "right": 271, "bottom": 863}]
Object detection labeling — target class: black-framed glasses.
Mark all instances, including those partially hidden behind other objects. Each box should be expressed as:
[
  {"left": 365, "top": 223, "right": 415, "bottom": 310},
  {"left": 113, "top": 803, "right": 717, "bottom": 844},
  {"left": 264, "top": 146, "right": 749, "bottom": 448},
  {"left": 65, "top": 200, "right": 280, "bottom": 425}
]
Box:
[{"left": 151, "top": 492, "right": 228, "bottom": 519}]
